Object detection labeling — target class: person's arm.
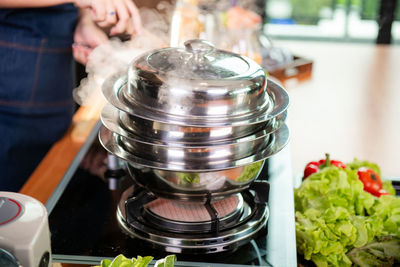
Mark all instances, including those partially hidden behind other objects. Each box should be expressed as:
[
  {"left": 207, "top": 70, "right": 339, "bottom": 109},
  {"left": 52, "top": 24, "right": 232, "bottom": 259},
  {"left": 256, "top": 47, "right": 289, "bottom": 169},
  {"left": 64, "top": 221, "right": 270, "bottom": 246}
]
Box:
[{"left": 0, "top": 0, "right": 143, "bottom": 36}]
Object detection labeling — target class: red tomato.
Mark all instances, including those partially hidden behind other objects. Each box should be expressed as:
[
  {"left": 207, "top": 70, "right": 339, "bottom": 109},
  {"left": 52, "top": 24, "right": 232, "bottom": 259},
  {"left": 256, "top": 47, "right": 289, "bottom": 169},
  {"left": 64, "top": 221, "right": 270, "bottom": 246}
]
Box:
[{"left": 357, "top": 167, "right": 384, "bottom": 197}]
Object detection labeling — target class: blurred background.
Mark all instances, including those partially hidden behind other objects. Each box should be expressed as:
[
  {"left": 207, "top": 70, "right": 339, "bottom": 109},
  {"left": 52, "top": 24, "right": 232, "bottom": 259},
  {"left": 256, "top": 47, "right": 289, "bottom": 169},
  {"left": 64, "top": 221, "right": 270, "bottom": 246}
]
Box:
[
  {"left": 132, "top": 0, "right": 399, "bottom": 44},
  {"left": 266, "top": 0, "right": 399, "bottom": 44}
]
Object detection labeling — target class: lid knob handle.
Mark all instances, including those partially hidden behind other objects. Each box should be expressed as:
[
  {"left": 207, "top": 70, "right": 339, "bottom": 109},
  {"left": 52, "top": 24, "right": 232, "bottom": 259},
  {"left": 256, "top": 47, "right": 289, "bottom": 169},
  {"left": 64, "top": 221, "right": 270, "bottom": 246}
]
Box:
[
  {"left": 184, "top": 39, "right": 215, "bottom": 67},
  {"left": 184, "top": 39, "right": 215, "bottom": 55}
]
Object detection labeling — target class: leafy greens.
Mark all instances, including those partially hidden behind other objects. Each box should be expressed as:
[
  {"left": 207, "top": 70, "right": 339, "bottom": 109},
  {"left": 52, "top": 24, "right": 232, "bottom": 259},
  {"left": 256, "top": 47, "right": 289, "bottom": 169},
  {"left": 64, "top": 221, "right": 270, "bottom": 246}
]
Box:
[
  {"left": 236, "top": 161, "right": 263, "bottom": 182},
  {"left": 96, "top": 254, "right": 176, "bottom": 267},
  {"left": 295, "top": 159, "right": 400, "bottom": 266},
  {"left": 177, "top": 172, "right": 200, "bottom": 185}
]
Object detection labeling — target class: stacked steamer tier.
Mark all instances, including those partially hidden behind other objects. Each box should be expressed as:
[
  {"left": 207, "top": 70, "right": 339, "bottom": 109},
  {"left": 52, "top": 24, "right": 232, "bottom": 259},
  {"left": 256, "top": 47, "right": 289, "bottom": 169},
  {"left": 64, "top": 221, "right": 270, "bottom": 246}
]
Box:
[{"left": 99, "top": 39, "right": 290, "bottom": 254}]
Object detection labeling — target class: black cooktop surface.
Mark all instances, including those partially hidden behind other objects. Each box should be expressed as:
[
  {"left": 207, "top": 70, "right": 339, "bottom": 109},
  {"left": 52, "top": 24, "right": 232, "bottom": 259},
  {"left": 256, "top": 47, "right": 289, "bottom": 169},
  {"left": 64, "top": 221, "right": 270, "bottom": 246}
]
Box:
[{"left": 49, "top": 166, "right": 272, "bottom": 266}]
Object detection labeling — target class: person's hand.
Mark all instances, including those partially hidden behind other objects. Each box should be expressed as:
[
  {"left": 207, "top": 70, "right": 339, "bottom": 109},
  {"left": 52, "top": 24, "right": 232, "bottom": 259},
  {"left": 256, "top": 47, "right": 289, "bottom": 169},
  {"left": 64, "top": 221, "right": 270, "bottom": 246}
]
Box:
[
  {"left": 73, "top": 10, "right": 108, "bottom": 65},
  {"left": 73, "top": 0, "right": 142, "bottom": 36}
]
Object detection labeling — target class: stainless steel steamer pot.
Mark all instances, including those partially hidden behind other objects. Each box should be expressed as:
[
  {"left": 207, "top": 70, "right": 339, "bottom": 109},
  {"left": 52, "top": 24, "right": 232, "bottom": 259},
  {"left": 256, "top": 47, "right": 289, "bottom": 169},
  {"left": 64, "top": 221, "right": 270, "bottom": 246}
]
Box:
[{"left": 99, "top": 39, "right": 290, "bottom": 201}]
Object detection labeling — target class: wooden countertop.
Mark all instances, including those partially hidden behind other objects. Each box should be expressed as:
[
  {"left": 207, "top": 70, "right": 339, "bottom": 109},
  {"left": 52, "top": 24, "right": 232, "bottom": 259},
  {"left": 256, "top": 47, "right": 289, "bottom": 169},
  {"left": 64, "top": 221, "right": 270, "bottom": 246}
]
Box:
[{"left": 276, "top": 41, "right": 400, "bottom": 179}]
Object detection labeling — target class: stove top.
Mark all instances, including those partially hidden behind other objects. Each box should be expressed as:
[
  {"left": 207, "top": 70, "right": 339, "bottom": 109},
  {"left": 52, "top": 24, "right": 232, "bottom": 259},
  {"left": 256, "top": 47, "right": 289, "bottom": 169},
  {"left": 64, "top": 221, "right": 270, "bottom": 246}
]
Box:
[
  {"left": 46, "top": 127, "right": 297, "bottom": 266},
  {"left": 118, "top": 180, "right": 269, "bottom": 254},
  {"left": 49, "top": 168, "right": 270, "bottom": 266}
]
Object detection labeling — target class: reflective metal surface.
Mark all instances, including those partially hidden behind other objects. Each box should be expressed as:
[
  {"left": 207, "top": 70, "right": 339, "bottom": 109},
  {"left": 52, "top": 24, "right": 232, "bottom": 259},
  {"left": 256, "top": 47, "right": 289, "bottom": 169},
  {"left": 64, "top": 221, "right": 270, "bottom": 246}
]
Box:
[
  {"left": 117, "top": 186, "right": 269, "bottom": 254},
  {"left": 127, "top": 161, "right": 264, "bottom": 201},
  {"left": 102, "top": 75, "right": 289, "bottom": 127},
  {"left": 98, "top": 123, "right": 289, "bottom": 171},
  {"left": 101, "top": 126, "right": 271, "bottom": 164},
  {"left": 126, "top": 39, "right": 270, "bottom": 118},
  {"left": 101, "top": 104, "right": 287, "bottom": 143},
  {"left": 100, "top": 107, "right": 279, "bottom": 162}
]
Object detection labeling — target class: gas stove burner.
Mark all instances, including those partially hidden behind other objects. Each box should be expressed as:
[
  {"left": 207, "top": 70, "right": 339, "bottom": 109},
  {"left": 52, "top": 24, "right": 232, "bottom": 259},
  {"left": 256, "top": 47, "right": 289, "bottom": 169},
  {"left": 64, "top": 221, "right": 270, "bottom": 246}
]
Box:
[
  {"left": 143, "top": 194, "right": 243, "bottom": 234},
  {"left": 117, "top": 181, "right": 270, "bottom": 254},
  {"left": 147, "top": 195, "right": 241, "bottom": 222}
]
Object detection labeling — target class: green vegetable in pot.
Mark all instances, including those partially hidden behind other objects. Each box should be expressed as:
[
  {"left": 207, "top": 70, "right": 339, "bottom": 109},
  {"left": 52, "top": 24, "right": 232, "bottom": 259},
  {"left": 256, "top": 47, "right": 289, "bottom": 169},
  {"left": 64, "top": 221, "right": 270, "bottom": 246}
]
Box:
[
  {"left": 96, "top": 254, "right": 176, "bottom": 267},
  {"left": 177, "top": 172, "right": 200, "bottom": 184},
  {"left": 236, "top": 161, "right": 263, "bottom": 182},
  {"left": 295, "top": 159, "right": 400, "bottom": 267}
]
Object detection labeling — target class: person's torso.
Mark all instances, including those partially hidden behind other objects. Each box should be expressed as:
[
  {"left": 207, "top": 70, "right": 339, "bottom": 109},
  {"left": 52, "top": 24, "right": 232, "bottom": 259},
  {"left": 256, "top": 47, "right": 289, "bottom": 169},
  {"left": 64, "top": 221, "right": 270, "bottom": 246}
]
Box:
[
  {"left": 0, "top": 4, "right": 78, "bottom": 41},
  {"left": 0, "top": 4, "right": 78, "bottom": 114}
]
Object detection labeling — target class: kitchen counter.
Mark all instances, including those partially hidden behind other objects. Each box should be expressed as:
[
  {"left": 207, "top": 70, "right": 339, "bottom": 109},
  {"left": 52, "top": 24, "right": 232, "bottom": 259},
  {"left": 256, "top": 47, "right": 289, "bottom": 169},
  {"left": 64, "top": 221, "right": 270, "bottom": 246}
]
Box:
[{"left": 275, "top": 41, "right": 400, "bottom": 179}]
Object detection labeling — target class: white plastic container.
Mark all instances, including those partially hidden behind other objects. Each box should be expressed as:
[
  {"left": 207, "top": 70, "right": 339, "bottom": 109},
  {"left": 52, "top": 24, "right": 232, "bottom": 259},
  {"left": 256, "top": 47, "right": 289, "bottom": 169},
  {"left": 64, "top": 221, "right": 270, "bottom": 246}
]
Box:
[{"left": 0, "top": 192, "right": 51, "bottom": 267}]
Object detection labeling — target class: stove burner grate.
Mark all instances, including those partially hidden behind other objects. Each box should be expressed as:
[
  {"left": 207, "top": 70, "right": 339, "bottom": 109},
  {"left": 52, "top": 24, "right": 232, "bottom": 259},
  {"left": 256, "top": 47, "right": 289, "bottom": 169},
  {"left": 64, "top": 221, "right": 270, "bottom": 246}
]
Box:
[
  {"left": 147, "top": 195, "right": 240, "bottom": 223},
  {"left": 143, "top": 194, "right": 244, "bottom": 234},
  {"left": 117, "top": 181, "right": 270, "bottom": 254}
]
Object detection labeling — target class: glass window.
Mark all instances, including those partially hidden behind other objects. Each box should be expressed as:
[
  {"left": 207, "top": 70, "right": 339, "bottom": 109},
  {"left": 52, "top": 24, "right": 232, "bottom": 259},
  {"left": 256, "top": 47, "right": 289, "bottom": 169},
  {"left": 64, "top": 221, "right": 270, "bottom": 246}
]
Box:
[{"left": 264, "top": 0, "right": 400, "bottom": 44}]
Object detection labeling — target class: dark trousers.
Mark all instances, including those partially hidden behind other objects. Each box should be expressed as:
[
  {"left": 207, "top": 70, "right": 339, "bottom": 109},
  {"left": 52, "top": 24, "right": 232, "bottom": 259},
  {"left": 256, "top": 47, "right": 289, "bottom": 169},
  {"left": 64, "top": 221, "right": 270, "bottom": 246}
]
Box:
[{"left": 0, "top": 33, "right": 75, "bottom": 192}]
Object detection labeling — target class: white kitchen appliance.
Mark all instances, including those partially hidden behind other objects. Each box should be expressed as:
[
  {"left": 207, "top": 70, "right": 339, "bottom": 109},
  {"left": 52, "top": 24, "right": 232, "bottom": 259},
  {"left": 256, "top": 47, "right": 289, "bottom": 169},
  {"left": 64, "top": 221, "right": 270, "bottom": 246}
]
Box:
[{"left": 0, "top": 192, "right": 52, "bottom": 267}]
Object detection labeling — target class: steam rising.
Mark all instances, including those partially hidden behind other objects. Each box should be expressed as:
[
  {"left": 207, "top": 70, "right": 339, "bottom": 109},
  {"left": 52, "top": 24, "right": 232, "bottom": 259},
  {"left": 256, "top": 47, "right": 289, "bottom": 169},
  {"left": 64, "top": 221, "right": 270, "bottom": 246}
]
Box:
[
  {"left": 73, "top": 0, "right": 264, "bottom": 109},
  {"left": 73, "top": 3, "right": 172, "bottom": 107}
]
